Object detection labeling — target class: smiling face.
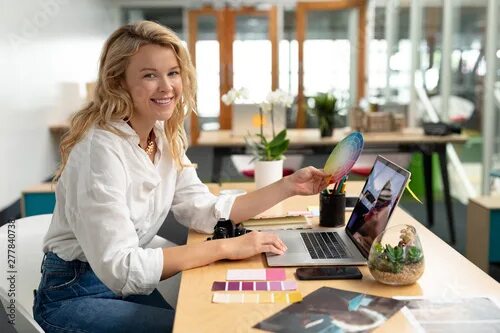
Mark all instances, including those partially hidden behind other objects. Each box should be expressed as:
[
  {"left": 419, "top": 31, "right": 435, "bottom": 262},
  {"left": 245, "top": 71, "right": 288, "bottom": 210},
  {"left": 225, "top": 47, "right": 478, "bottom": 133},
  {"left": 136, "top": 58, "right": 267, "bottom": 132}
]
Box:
[{"left": 124, "top": 44, "right": 182, "bottom": 126}]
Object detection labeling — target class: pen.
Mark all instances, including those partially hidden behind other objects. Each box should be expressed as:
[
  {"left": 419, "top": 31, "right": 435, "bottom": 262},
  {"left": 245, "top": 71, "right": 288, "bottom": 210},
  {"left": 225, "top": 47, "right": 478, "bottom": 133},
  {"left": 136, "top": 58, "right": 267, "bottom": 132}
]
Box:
[
  {"left": 329, "top": 183, "right": 336, "bottom": 195},
  {"left": 336, "top": 176, "right": 347, "bottom": 194}
]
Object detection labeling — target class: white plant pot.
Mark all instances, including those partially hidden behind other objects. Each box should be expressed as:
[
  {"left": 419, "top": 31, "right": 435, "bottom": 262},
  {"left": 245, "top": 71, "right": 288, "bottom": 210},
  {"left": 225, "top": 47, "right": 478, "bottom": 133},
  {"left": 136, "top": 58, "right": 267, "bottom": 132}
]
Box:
[{"left": 254, "top": 159, "right": 284, "bottom": 189}]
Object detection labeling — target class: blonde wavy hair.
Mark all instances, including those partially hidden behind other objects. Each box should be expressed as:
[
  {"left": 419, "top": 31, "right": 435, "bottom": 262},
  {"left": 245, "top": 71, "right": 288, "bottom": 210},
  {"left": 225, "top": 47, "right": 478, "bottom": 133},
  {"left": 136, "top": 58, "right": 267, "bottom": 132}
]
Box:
[{"left": 55, "top": 21, "right": 196, "bottom": 180}]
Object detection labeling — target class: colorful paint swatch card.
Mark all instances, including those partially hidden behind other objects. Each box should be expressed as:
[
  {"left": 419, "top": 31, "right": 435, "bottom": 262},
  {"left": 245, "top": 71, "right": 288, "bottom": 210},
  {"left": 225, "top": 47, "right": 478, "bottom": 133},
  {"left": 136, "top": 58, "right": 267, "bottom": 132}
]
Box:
[
  {"left": 323, "top": 131, "right": 364, "bottom": 183},
  {"left": 211, "top": 280, "right": 297, "bottom": 292},
  {"left": 226, "top": 268, "right": 286, "bottom": 281},
  {"left": 212, "top": 291, "right": 303, "bottom": 304}
]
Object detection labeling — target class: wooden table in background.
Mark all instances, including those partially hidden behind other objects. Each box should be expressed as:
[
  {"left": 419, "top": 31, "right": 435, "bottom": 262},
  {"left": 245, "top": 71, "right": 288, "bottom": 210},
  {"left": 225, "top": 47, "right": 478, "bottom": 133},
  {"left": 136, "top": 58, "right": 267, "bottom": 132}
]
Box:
[
  {"left": 173, "top": 182, "right": 500, "bottom": 333},
  {"left": 197, "top": 128, "right": 467, "bottom": 245},
  {"left": 49, "top": 123, "right": 468, "bottom": 243}
]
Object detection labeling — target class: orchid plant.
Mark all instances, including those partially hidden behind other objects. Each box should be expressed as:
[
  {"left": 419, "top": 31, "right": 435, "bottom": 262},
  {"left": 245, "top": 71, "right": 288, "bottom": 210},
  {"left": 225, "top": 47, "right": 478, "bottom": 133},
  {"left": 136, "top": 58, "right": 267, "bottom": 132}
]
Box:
[
  {"left": 221, "top": 87, "right": 249, "bottom": 106},
  {"left": 222, "top": 88, "right": 293, "bottom": 161}
]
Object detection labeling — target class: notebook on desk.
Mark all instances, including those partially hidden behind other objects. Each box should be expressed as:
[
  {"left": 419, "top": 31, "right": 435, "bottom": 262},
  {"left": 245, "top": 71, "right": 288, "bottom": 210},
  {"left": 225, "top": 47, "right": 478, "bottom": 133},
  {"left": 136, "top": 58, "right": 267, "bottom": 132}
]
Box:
[
  {"left": 266, "top": 155, "right": 411, "bottom": 266},
  {"left": 243, "top": 215, "right": 311, "bottom": 231}
]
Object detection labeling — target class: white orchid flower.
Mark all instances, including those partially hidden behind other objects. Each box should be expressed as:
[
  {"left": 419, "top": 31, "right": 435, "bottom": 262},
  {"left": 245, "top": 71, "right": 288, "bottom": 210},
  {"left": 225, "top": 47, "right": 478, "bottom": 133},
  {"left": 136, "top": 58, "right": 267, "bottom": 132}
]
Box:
[
  {"left": 230, "top": 89, "right": 238, "bottom": 101},
  {"left": 259, "top": 101, "right": 272, "bottom": 113},
  {"left": 221, "top": 87, "right": 249, "bottom": 105},
  {"left": 239, "top": 87, "right": 250, "bottom": 100},
  {"left": 221, "top": 93, "right": 232, "bottom": 105},
  {"left": 266, "top": 91, "right": 276, "bottom": 104},
  {"left": 265, "top": 89, "right": 294, "bottom": 108}
]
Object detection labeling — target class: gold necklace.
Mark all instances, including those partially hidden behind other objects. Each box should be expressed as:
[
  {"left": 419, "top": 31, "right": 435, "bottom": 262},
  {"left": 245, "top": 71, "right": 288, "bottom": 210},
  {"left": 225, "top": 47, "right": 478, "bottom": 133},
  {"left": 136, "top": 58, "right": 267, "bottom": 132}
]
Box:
[
  {"left": 144, "top": 139, "right": 155, "bottom": 156},
  {"left": 143, "top": 133, "right": 155, "bottom": 156}
]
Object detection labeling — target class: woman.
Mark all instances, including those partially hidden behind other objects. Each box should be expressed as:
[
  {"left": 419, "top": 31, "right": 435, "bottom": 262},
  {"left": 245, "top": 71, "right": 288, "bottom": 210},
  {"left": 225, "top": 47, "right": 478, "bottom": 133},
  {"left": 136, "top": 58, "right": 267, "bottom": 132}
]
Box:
[{"left": 33, "top": 21, "right": 329, "bottom": 332}]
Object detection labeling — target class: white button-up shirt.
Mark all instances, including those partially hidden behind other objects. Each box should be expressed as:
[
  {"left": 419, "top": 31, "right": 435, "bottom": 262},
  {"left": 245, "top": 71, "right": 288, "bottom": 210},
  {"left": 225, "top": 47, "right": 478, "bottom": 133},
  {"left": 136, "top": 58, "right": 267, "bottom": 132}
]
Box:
[{"left": 43, "top": 120, "right": 236, "bottom": 297}]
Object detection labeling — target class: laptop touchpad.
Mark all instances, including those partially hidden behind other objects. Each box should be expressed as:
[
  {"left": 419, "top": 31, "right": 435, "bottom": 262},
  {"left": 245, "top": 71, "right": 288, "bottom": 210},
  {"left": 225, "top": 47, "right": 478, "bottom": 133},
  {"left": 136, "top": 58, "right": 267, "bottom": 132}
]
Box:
[{"left": 281, "top": 234, "right": 306, "bottom": 253}]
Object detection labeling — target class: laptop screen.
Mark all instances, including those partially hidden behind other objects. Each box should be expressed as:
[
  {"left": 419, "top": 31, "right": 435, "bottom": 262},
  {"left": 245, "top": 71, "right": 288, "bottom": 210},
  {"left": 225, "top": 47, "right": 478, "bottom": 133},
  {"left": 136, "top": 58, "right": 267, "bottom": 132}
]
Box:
[{"left": 345, "top": 156, "right": 411, "bottom": 257}]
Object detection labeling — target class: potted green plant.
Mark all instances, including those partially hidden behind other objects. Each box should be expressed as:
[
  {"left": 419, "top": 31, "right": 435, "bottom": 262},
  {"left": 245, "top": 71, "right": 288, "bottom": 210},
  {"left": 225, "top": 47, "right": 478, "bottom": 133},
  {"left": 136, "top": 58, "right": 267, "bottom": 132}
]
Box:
[
  {"left": 309, "top": 92, "right": 337, "bottom": 137},
  {"left": 222, "top": 88, "right": 293, "bottom": 188}
]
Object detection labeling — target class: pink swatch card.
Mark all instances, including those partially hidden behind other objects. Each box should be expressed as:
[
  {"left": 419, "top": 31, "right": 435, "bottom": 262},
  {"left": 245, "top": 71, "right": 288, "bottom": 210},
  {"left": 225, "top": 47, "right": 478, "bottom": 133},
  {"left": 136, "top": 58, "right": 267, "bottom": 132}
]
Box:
[
  {"left": 226, "top": 268, "right": 286, "bottom": 281},
  {"left": 212, "top": 281, "right": 297, "bottom": 291}
]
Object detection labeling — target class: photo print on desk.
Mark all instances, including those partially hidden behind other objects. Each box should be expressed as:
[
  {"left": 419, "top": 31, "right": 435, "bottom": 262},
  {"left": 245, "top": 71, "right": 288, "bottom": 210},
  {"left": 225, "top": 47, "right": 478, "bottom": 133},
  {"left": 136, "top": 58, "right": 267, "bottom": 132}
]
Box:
[{"left": 255, "top": 287, "right": 407, "bottom": 333}]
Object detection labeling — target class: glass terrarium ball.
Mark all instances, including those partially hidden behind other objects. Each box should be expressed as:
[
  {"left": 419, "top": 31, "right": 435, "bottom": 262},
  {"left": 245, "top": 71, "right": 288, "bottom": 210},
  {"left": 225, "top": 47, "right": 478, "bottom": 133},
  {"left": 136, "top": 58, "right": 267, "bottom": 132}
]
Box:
[{"left": 368, "top": 224, "right": 425, "bottom": 285}]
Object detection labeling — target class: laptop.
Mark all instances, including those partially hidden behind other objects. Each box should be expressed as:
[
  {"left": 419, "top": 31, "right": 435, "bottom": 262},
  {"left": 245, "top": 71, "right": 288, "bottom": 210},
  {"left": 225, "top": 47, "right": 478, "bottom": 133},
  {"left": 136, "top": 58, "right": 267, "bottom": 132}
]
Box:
[
  {"left": 231, "top": 104, "right": 286, "bottom": 137},
  {"left": 266, "top": 155, "right": 411, "bottom": 266}
]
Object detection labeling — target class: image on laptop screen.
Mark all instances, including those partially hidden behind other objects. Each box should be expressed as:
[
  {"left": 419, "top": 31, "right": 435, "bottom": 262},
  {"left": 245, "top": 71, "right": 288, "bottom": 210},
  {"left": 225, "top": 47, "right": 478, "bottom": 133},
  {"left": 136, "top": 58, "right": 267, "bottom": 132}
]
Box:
[{"left": 346, "top": 156, "right": 410, "bottom": 256}]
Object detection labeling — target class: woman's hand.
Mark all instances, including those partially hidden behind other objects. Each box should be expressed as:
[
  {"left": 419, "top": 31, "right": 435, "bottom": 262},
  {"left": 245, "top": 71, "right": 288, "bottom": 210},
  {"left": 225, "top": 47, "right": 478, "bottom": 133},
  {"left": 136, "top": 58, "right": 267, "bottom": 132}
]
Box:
[
  {"left": 283, "top": 166, "right": 330, "bottom": 196},
  {"left": 221, "top": 231, "right": 288, "bottom": 260}
]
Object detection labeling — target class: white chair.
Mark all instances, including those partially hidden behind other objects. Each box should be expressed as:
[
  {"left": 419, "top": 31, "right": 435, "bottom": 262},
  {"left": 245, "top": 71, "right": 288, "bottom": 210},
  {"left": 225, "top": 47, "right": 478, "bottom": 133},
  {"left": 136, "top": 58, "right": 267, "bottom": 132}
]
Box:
[
  {"left": 0, "top": 214, "right": 49, "bottom": 333},
  {"left": 0, "top": 214, "right": 180, "bottom": 333}
]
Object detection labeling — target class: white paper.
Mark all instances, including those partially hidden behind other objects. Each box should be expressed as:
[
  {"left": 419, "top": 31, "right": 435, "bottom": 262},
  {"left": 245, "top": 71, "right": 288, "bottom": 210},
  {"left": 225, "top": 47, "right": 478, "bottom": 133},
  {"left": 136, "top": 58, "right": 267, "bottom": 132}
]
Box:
[{"left": 395, "top": 296, "right": 500, "bottom": 333}]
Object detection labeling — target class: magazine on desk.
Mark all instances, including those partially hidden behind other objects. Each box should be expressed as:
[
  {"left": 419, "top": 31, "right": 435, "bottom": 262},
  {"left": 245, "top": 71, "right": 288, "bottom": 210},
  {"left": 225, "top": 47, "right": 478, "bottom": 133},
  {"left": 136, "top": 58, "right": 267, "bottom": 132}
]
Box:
[
  {"left": 254, "top": 287, "right": 407, "bottom": 333},
  {"left": 397, "top": 296, "right": 500, "bottom": 333}
]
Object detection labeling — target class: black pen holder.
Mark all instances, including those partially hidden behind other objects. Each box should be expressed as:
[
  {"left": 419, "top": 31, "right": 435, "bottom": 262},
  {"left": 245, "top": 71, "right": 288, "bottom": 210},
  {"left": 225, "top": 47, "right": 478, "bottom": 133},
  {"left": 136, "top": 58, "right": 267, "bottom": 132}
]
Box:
[{"left": 319, "top": 192, "right": 346, "bottom": 228}]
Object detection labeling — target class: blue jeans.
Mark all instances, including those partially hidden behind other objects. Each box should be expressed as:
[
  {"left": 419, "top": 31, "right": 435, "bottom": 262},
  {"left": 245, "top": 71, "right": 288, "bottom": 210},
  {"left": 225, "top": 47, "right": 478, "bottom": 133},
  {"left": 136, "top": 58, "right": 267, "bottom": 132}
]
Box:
[{"left": 33, "top": 252, "right": 174, "bottom": 333}]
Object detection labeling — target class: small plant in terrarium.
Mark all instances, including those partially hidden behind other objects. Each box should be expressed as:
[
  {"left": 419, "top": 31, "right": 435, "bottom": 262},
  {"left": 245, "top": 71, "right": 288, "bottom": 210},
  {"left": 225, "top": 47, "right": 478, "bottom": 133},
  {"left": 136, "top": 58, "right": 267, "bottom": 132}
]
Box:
[{"left": 368, "top": 225, "right": 424, "bottom": 285}]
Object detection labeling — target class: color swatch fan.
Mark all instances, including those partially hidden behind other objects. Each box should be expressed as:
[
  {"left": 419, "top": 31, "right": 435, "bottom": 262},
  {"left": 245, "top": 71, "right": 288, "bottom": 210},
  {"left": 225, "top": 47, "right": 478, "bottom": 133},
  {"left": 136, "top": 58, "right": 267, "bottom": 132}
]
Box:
[{"left": 323, "top": 131, "right": 364, "bottom": 183}]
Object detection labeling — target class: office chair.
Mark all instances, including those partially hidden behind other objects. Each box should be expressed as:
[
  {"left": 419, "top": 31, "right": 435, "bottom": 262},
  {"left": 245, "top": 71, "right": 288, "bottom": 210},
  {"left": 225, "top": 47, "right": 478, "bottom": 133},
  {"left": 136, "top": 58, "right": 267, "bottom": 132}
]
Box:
[
  {"left": 0, "top": 214, "right": 181, "bottom": 333},
  {"left": 0, "top": 214, "right": 48, "bottom": 333}
]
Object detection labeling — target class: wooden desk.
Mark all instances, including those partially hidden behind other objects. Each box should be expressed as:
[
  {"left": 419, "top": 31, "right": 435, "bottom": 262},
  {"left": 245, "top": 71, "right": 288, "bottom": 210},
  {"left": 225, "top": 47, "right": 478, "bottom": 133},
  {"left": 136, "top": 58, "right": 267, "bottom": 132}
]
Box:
[
  {"left": 174, "top": 182, "right": 500, "bottom": 333},
  {"left": 197, "top": 128, "right": 467, "bottom": 244}
]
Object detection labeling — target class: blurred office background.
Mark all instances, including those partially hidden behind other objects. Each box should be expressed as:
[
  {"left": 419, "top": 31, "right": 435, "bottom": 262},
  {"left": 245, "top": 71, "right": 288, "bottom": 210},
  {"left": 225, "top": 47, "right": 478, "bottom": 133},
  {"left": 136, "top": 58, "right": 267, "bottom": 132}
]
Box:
[{"left": 1, "top": 0, "right": 499, "bottom": 276}]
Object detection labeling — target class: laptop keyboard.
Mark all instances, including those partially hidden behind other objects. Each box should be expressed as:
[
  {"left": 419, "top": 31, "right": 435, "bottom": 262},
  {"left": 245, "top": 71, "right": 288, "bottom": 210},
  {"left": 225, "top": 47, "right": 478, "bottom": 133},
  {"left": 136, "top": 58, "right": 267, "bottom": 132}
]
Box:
[{"left": 300, "top": 232, "right": 351, "bottom": 259}]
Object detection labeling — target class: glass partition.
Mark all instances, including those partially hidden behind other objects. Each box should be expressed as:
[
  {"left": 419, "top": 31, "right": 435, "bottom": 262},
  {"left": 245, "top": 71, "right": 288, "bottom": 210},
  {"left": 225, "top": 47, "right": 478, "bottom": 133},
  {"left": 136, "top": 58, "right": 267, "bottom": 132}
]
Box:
[
  {"left": 369, "top": 2, "right": 411, "bottom": 105},
  {"left": 122, "top": 7, "right": 184, "bottom": 38},
  {"left": 193, "top": 15, "right": 220, "bottom": 128},
  {"left": 489, "top": 0, "right": 500, "bottom": 193},
  {"left": 280, "top": 9, "right": 298, "bottom": 97},
  {"left": 420, "top": 2, "right": 443, "bottom": 100},
  {"left": 303, "top": 9, "right": 352, "bottom": 101},
  {"left": 296, "top": 1, "right": 366, "bottom": 128},
  {"left": 450, "top": 2, "right": 486, "bottom": 131},
  {"left": 233, "top": 15, "right": 272, "bottom": 103}
]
